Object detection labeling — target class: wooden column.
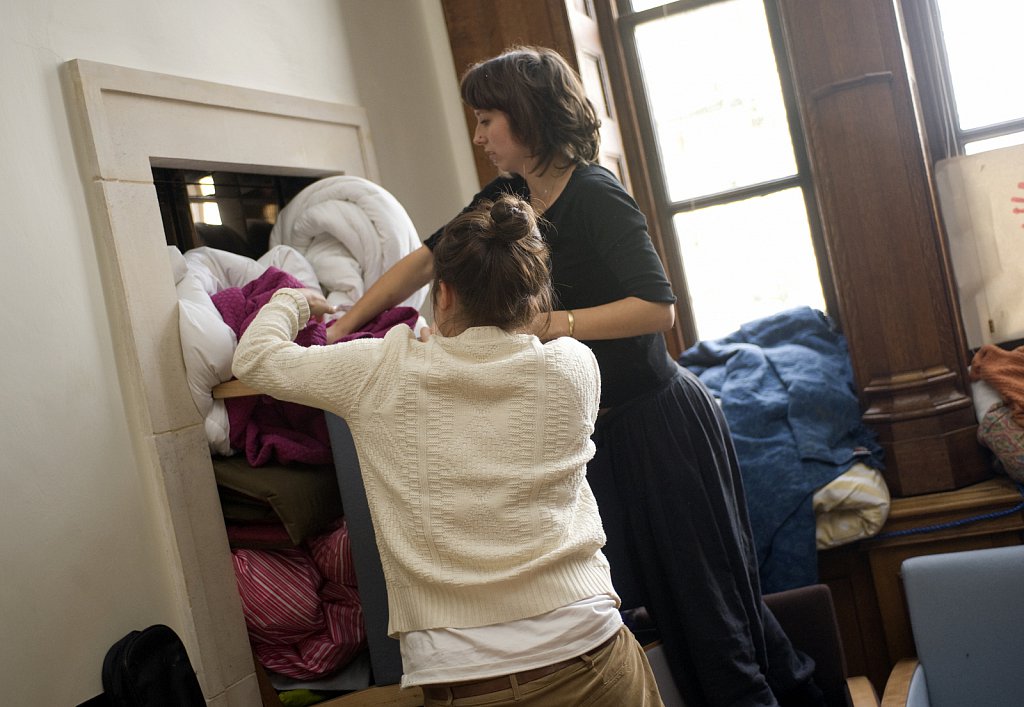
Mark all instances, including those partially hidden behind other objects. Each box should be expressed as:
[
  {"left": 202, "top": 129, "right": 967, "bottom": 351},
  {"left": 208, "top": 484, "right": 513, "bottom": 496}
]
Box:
[{"left": 775, "top": 0, "right": 988, "bottom": 496}]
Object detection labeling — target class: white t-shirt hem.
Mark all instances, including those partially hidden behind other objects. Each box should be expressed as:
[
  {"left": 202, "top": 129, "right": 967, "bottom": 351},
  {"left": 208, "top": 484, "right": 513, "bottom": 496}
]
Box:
[{"left": 399, "top": 594, "right": 623, "bottom": 688}]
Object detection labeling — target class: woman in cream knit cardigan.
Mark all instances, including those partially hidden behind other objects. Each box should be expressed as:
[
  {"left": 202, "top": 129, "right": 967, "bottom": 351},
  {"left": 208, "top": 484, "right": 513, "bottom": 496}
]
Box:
[{"left": 232, "top": 194, "right": 663, "bottom": 706}]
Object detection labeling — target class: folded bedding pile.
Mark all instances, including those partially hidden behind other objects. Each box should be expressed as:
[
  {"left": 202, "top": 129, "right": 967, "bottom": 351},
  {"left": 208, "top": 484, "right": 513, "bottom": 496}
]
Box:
[
  {"left": 680, "top": 306, "right": 887, "bottom": 593},
  {"left": 169, "top": 176, "right": 428, "bottom": 684},
  {"left": 171, "top": 244, "right": 320, "bottom": 456},
  {"left": 216, "top": 454, "right": 368, "bottom": 684},
  {"left": 171, "top": 175, "right": 428, "bottom": 457}
]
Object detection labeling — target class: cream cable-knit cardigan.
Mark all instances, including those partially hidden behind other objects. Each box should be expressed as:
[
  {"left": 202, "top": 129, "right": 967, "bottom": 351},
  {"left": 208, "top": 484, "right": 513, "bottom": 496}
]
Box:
[{"left": 232, "top": 289, "right": 617, "bottom": 635}]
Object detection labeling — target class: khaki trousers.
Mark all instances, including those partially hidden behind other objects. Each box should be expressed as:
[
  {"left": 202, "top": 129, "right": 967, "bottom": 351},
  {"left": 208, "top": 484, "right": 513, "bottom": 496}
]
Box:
[{"left": 421, "top": 626, "right": 666, "bottom": 706}]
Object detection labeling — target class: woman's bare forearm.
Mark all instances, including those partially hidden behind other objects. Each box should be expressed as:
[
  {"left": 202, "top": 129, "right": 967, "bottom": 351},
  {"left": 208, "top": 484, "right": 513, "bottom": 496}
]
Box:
[
  {"left": 327, "top": 245, "right": 435, "bottom": 342},
  {"left": 535, "top": 297, "right": 675, "bottom": 342}
]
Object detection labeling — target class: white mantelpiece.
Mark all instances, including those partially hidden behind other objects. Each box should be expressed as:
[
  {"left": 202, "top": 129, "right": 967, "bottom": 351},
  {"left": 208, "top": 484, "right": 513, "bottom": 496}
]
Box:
[{"left": 61, "top": 59, "right": 378, "bottom": 705}]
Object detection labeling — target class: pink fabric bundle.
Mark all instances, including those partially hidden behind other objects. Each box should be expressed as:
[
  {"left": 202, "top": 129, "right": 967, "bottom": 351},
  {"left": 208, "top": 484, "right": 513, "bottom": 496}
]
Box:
[
  {"left": 333, "top": 305, "right": 421, "bottom": 343},
  {"left": 212, "top": 267, "right": 327, "bottom": 348},
  {"left": 232, "top": 519, "right": 366, "bottom": 680},
  {"left": 213, "top": 267, "right": 421, "bottom": 467},
  {"left": 214, "top": 268, "right": 333, "bottom": 466}
]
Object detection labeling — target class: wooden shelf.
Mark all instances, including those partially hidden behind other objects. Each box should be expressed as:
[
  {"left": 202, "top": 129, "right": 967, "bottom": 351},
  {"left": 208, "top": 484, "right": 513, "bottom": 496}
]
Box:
[
  {"left": 212, "top": 379, "right": 259, "bottom": 399},
  {"left": 881, "top": 477, "right": 1024, "bottom": 528}
]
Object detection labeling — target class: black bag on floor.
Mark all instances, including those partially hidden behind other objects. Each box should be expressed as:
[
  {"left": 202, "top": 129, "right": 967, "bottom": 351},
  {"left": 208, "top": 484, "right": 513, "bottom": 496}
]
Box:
[{"left": 102, "top": 624, "right": 205, "bottom": 706}]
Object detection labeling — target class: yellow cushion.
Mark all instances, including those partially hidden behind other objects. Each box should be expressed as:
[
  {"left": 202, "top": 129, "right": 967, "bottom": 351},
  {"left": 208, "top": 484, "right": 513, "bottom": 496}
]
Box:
[{"left": 814, "top": 464, "right": 890, "bottom": 549}]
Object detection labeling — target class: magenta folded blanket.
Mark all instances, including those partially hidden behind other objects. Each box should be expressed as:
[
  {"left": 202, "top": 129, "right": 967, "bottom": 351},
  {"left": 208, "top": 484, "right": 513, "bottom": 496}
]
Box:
[
  {"left": 213, "top": 268, "right": 332, "bottom": 466},
  {"left": 213, "top": 268, "right": 421, "bottom": 466}
]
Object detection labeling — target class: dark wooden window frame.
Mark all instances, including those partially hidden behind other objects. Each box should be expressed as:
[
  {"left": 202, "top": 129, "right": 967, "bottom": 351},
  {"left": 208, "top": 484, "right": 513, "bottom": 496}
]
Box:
[
  {"left": 902, "top": 0, "right": 1024, "bottom": 162},
  {"left": 598, "top": 0, "right": 837, "bottom": 346}
]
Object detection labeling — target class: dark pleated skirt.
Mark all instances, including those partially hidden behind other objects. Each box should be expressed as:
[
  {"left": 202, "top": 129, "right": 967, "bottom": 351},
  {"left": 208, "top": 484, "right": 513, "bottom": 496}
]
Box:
[{"left": 589, "top": 366, "right": 815, "bottom": 707}]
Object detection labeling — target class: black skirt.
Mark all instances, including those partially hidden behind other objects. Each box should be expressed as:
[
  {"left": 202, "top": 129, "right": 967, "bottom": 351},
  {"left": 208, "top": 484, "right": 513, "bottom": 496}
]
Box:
[{"left": 588, "top": 366, "right": 815, "bottom": 707}]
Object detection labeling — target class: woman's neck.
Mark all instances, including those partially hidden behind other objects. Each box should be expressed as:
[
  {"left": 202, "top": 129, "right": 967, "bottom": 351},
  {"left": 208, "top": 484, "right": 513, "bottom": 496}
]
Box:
[{"left": 525, "top": 163, "right": 576, "bottom": 215}]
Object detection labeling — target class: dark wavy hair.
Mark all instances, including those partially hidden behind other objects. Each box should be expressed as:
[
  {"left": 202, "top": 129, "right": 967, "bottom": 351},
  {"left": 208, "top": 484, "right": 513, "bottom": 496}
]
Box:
[
  {"left": 432, "top": 194, "right": 552, "bottom": 332},
  {"left": 460, "top": 46, "right": 601, "bottom": 176}
]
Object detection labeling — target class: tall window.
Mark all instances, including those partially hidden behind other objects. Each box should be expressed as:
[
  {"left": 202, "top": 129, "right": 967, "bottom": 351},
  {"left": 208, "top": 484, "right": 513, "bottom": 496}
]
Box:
[
  {"left": 927, "top": 0, "right": 1024, "bottom": 156},
  {"left": 613, "top": 0, "right": 827, "bottom": 342}
]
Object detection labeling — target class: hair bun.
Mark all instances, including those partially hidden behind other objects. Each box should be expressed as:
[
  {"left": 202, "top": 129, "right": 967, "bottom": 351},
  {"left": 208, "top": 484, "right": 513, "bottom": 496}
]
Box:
[{"left": 490, "top": 195, "right": 537, "bottom": 243}]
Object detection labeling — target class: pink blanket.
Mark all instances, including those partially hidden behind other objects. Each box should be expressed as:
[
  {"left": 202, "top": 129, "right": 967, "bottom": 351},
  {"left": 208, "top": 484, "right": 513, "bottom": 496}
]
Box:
[
  {"left": 214, "top": 268, "right": 331, "bottom": 466},
  {"left": 213, "top": 268, "right": 419, "bottom": 466}
]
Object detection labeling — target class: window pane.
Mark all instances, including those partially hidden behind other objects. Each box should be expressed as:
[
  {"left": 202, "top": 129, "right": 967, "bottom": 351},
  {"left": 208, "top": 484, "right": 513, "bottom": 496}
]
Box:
[
  {"left": 630, "top": 0, "right": 667, "bottom": 10},
  {"left": 673, "top": 188, "right": 824, "bottom": 341},
  {"left": 964, "top": 131, "right": 1024, "bottom": 156},
  {"left": 936, "top": 0, "right": 1024, "bottom": 130},
  {"left": 633, "top": 0, "right": 797, "bottom": 202}
]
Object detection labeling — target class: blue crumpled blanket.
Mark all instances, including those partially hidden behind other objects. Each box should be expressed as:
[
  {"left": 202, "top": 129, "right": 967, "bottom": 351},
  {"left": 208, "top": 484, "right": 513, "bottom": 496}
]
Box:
[{"left": 679, "top": 307, "right": 884, "bottom": 593}]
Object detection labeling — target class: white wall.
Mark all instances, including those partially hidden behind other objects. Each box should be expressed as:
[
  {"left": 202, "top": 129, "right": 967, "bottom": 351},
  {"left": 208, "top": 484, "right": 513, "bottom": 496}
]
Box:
[
  {"left": 340, "top": 0, "right": 480, "bottom": 234},
  {"left": 0, "top": 1, "right": 473, "bottom": 703}
]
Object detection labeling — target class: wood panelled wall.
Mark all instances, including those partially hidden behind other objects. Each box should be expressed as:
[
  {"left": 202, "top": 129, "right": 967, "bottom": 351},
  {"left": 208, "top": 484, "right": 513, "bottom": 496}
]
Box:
[{"left": 439, "top": 0, "right": 990, "bottom": 497}]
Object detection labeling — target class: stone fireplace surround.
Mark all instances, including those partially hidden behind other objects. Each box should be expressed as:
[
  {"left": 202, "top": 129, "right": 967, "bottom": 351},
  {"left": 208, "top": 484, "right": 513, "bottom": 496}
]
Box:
[{"left": 61, "top": 59, "right": 378, "bottom": 705}]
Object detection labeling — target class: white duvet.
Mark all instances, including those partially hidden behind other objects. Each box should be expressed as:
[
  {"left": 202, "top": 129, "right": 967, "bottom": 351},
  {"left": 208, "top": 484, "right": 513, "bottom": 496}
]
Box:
[
  {"left": 270, "top": 175, "right": 428, "bottom": 313},
  {"left": 171, "top": 176, "right": 427, "bottom": 454}
]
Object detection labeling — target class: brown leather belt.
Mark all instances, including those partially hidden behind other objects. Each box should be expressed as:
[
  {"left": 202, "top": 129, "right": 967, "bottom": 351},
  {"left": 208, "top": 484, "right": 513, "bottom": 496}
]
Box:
[{"left": 422, "top": 632, "right": 617, "bottom": 701}]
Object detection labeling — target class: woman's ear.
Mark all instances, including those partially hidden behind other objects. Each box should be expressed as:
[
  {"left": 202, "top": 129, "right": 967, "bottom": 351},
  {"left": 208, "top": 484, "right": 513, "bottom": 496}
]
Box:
[
  {"left": 433, "top": 281, "right": 465, "bottom": 336},
  {"left": 436, "top": 280, "right": 454, "bottom": 314}
]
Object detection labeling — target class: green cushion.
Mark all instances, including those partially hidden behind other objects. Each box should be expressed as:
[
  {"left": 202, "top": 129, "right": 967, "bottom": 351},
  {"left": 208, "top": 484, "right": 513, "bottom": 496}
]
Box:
[{"left": 213, "top": 456, "right": 344, "bottom": 545}]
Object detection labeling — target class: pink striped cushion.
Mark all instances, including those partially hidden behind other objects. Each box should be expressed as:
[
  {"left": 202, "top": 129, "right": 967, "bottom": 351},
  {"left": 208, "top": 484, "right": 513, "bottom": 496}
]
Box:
[
  {"left": 233, "top": 519, "right": 366, "bottom": 679},
  {"left": 233, "top": 548, "right": 323, "bottom": 643}
]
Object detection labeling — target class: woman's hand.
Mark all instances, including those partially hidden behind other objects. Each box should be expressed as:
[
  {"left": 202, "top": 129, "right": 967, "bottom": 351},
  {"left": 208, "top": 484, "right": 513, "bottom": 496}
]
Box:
[
  {"left": 297, "top": 288, "right": 338, "bottom": 323},
  {"left": 325, "top": 245, "right": 436, "bottom": 344},
  {"left": 326, "top": 316, "right": 352, "bottom": 344},
  {"left": 529, "top": 312, "right": 556, "bottom": 341}
]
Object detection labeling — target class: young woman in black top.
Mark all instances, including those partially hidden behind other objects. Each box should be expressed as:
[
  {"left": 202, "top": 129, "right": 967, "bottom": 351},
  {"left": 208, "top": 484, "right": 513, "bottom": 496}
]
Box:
[{"left": 328, "top": 45, "right": 823, "bottom": 707}]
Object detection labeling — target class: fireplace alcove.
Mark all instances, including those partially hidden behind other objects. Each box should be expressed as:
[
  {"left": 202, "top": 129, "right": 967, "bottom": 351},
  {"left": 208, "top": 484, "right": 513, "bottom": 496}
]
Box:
[{"left": 61, "top": 59, "right": 380, "bottom": 704}]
